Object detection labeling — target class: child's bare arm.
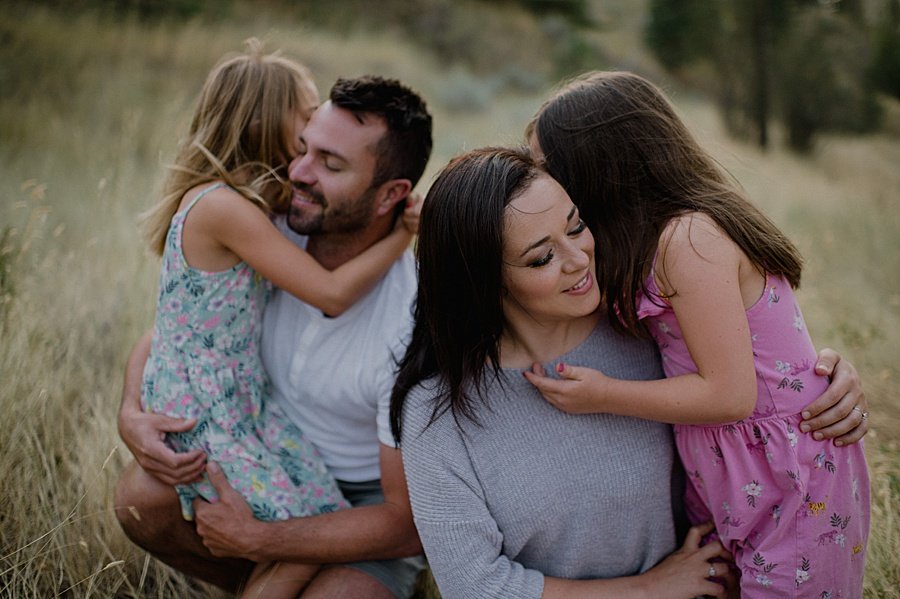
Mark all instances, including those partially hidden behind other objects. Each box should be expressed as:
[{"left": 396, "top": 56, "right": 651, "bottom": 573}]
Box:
[
  {"left": 527, "top": 215, "right": 758, "bottom": 424},
  {"left": 209, "top": 191, "right": 411, "bottom": 316}
]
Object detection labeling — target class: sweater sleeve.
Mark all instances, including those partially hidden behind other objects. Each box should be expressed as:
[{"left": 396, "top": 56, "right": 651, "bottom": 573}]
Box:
[{"left": 401, "top": 386, "right": 545, "bottom": 599}]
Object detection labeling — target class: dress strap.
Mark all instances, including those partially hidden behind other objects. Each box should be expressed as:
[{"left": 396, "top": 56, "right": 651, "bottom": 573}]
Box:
[{"left": 183, "top": 182, "right": 227, "bottom": 214}]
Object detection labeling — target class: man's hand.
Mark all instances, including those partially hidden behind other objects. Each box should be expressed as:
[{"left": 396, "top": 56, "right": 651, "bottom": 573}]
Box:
[
  {"left": 194, "top": 461, "right": 265, "bottom": 561},
  {"left": 117, "top": 331, "right": 206, "bottom": 485},
  {"left": 801, "top": 348, "right": 869, "bottom": 446},
  {"left": 118, "top": 409, "right": 205, "bottom": 486}
]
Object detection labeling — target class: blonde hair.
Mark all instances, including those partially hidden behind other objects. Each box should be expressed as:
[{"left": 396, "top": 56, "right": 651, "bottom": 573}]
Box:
[{"left": 142, "top": 38, "right": 318, "bottom": 255}]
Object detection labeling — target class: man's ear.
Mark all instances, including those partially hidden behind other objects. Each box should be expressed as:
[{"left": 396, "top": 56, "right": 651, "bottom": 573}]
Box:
[{"left": 374, "top": 179, "right": 413, "bottom": 216}]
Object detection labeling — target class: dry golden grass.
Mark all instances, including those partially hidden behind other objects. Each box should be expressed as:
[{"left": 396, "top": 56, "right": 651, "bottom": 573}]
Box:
[{"left": 1, "top": 3, "right": 897, "bottom": 597}]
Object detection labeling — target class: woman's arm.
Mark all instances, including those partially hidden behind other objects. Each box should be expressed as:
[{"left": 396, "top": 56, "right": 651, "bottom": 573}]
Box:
[
  {"left": 204, "top": 190, "right": 413, "bottom": 316},
  {"left": 542, "top": 523, "right": 732, "bottom": 599},
  {"left": 402, "top": 419, "right": 544, "bottom": 597}
]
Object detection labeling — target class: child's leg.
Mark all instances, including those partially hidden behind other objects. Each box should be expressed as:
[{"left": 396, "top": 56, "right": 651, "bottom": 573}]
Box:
[{"left": 240, "top": 561, "right": 319, "bottom": 599}]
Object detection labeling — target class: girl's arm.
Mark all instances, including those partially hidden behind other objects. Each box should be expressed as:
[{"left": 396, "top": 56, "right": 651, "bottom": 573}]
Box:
[
  {"left": 526, "top": 214, "right": 758, "bottom": 424},
  {"left": 204, "top": 189, "right": 413, "bottom": 317}
]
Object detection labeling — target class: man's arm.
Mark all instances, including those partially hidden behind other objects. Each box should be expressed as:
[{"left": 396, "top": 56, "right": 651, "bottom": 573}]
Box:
[
  {"left": 118, "top": 331, "right": 206, "bottom": 485},
  {"left": 193, "top": 443, "right": 422, "bottom": 564},
  {"left": 802, "top": 348, "right": 869, "bottom": 446}
]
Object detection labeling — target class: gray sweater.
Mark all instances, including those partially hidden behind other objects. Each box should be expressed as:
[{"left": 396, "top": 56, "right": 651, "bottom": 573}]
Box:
[{"left": 401, "top": 321, "right": 679, "bottom": 599}]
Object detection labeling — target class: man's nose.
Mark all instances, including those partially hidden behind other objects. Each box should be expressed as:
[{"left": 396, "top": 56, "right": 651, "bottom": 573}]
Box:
[{"left": 288, "top": 153, "right": 315, "bottom": 185}]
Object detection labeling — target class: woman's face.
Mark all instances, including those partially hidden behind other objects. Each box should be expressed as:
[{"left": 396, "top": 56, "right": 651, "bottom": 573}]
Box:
[{"left": 501, "top": 174, "right": 599, "bottom": 324}]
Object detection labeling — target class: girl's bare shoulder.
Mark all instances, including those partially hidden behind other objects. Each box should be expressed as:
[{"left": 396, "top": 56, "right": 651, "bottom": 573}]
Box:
[{"left": 658, "top": 212, "right": 741, "bottom": 276}]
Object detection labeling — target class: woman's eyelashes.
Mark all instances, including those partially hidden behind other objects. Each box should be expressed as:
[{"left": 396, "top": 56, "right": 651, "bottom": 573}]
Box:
[
  {"left": 529, "top": 251, "right": 554, "bottom": 268},
  {"left": 527, "top": 219, "right": 587, "bottom": 268},
  {"left": 570, "top": 219, "right": 587, "bottom": 235}
]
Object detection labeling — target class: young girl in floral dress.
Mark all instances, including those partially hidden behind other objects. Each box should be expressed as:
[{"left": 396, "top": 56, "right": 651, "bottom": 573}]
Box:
[
  {"left": 140, "top": 41, "right": 416, "bottom": 598},
  {"left": 526, "top": 71, "right": 869, "bottom": 598}
]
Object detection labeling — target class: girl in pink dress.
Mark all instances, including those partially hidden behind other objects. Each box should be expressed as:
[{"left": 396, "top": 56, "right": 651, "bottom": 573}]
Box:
[{"left": 525, "top": 71, "right": 869, "bottom": 598}]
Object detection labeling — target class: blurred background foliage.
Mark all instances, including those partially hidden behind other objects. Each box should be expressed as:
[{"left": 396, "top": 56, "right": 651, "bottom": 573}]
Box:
[
  {"left": 647, "top": 0, "right": 898, "bottom": 151},
  {"left": 14, "top": 0, "right": 900, "bottom": 152}
]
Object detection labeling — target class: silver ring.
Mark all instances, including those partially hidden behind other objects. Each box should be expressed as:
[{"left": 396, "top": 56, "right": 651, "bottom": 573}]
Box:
[
  {"left": 853, "top": 406, "right": 870, "bottom": 420},
  {"left": 707, "top": 565, "right": 716, "bottom": 578}
]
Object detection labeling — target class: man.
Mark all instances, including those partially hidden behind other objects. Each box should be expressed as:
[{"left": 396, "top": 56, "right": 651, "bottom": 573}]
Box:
[{"left": 115, "top": 75, "right": 432, "bottom": 598}]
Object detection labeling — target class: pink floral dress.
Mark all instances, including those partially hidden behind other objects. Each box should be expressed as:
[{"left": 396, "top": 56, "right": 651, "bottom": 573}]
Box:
[
  {"left": 638, "top": 271, "right": 869, "bottom": 598},
  {"left": 141, "top": 183, "right": 349, "bottom": 521}
]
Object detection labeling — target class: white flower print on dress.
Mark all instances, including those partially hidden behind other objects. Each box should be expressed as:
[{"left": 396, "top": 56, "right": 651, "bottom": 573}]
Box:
[{"left": 743, "top": 480, "right": 764, "bottom": 507}]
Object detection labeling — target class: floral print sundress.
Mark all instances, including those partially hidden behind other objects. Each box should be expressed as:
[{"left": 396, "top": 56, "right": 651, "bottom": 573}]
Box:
[
  {"left": 638, "top": 270, "right": 869, "bottom": 598},
  {"left": 141, "top": 183, "right": 348, "bottom": 521}
]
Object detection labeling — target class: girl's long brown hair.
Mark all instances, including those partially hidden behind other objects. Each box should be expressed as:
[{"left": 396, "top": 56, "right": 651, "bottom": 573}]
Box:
[
  {"left": 529, "top": 71, "right": 803, "bottom": 336},
  {"left": 141, "top": 38, "right": 317, "bottom": 255}
]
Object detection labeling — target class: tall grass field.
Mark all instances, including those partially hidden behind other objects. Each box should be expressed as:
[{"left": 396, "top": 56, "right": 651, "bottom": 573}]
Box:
[{"left": 1, "top": 3, "right": 898, "bottom": 597}]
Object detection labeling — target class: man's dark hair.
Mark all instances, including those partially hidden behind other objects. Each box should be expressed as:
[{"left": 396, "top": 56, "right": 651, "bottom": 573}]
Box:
[{"left": 330, "top": 76, "right": 433, "bottom": 189}]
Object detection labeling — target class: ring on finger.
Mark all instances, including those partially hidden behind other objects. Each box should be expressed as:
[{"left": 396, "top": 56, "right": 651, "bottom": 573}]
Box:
[
  {"left": 707, "top": 564, "right": 717, "bottom": 578},
  {"left": 852, "top": 406, "right": 870, "bottom": 420}
]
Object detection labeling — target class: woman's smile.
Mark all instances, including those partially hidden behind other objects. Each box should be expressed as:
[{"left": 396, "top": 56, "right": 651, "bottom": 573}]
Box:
[{"left": 565, "top": 271, "right": 593, "bottom": 295}]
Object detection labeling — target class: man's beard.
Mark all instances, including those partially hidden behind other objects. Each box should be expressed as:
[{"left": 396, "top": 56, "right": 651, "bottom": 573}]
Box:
[{"left": 287, "top": 183, "right": 376, "bottom": 236}]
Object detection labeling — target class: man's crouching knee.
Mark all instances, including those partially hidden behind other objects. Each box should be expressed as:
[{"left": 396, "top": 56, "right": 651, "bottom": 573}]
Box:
[{"left": 113, "top": 461, "right": 183, "bottom": 550}]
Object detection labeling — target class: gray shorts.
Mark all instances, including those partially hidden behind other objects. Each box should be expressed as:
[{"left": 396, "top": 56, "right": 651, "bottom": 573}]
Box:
[{"left": 331, "top": 478, "right": 425, "bottom": 599}]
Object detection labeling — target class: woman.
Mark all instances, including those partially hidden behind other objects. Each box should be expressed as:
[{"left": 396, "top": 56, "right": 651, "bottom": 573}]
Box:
[
  {"left": 390, "top": 147, "right": 867, "bottom": 598},
  {"left": 391, "top": 147, "right": 734, "bottom": 598}
]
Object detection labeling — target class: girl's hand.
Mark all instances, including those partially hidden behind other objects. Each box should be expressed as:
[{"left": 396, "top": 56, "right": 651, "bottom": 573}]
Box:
[
  {"left": 401, "top": 192, "right": 423, "bottom": 234},
  {"left": 523, "top": 362, "right": 607, "bottom": 414},
  {"left": 800, "top": 348, "right": 869, "bottom": 446},
  {"left": 637, "top": 522, "right": 735, "bottom": 599}
]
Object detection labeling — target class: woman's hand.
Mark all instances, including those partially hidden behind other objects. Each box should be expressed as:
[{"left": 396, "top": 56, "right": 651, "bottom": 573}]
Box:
[
  {"left": 637, "top": 522, "right": 735, "bottom": 599},
  {"left": 801, "top": 349, "right": 869, "bottom": 446}
]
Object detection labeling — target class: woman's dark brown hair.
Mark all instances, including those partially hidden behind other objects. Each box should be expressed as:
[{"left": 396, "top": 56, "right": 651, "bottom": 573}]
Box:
[
  {"left": 390, "top": 147, "right": 539, "bottom": 444},
  {"left": 528, "top": 71, "right": 803, "bottom": 336}
]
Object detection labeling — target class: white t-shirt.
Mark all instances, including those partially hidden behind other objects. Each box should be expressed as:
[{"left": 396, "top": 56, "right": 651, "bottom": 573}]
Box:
[{"left": 260, "top": 223, "right": 417, "bottom": 482}]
